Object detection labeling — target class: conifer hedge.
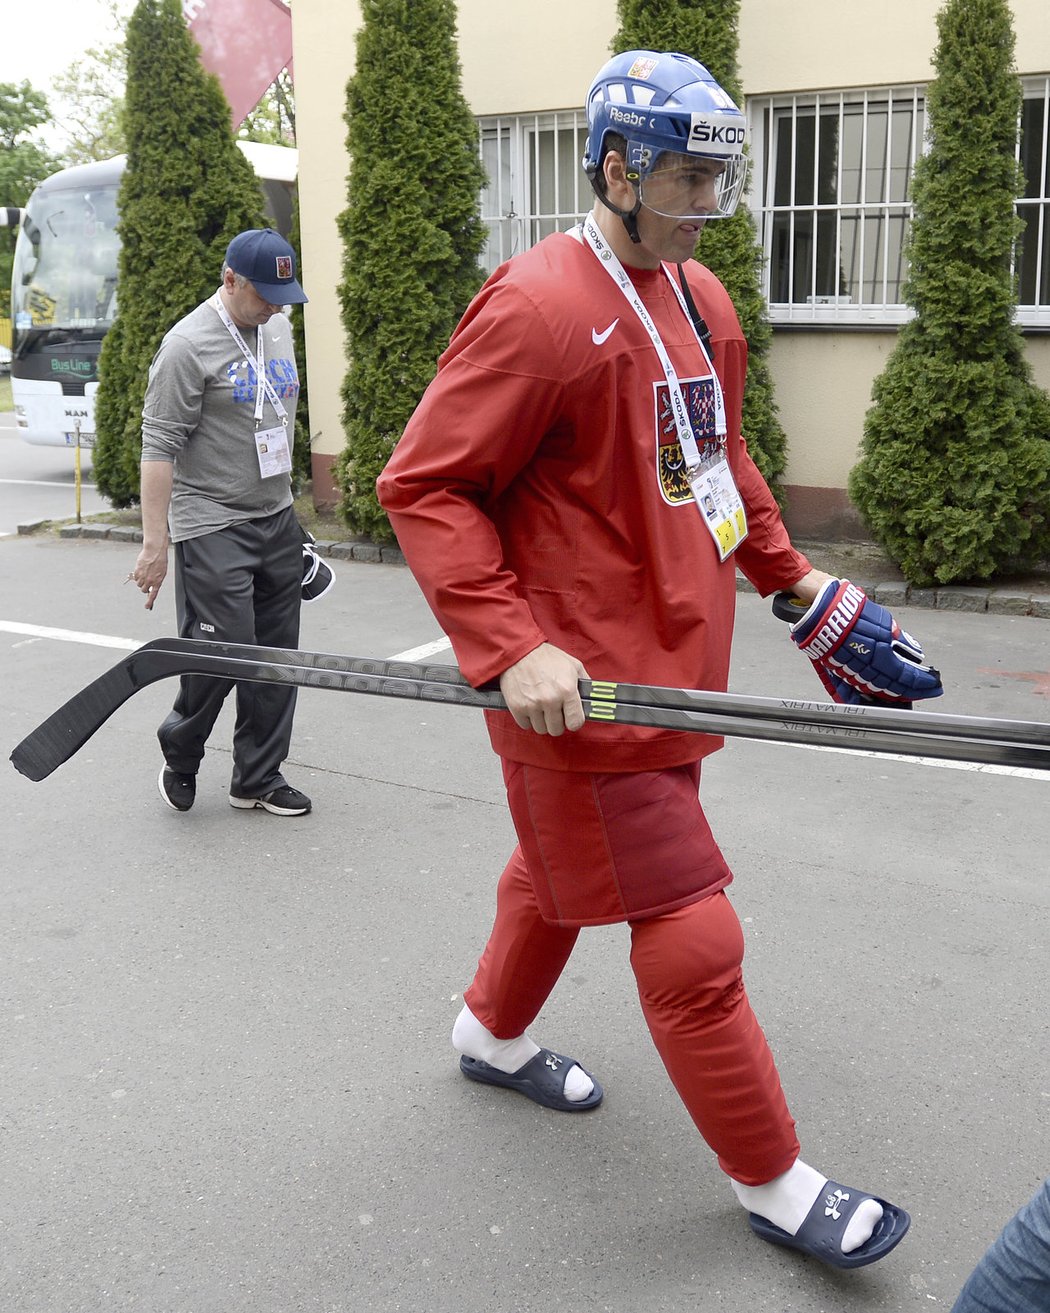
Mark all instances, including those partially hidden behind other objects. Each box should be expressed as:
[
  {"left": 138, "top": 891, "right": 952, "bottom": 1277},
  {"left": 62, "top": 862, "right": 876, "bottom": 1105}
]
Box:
[
  {"left": 613, "top": 0, "right": 788, "bottom": 488},
  {"left": 336, "top": 0, "right": 486, "bottom": 540},
  {"left": 849, "top": 0, "right": 1050, "bottom": 584},
  {"left": 93, "top": 0, "right": 265, "bottom": 507},
  {"left": 288, "top": 194, "right": 312, "bottom": 494}
]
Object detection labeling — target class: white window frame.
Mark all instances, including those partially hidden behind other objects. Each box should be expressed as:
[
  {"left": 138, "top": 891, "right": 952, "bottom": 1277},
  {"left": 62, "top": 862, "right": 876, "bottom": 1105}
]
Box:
[
  {"left": 477, "top": 111, "right": 589, "bottom": 272},
  {"left": 1017, "top": 76, "right": 1050, "bottom": 328}
]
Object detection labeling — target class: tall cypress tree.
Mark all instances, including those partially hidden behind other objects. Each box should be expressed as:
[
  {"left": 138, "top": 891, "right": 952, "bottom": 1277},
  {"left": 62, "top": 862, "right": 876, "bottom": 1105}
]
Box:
[
  {"left": 93, "top": 0, "right": 265, "bottom": 506},
  {"left": 849, "top": 0, "right": 1050, "bottom": 584},
  {"left": 336, "top": 0, "right": 486, "bottom": 540},
  {"left": 288, "top": 190, "right": 312, "bottom": 495},
  {"left": 613, "top": 0, "right": 787, "bottom": 489}
]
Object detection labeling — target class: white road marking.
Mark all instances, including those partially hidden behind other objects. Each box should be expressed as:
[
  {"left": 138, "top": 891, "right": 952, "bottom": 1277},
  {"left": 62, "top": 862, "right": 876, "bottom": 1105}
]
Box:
[
  {"left": 4, "top": 620, "right": 1045, "bottom": 779},
  {"left": 388, "top": 636, "right": 453, "bottom": 662},
  {"left": 1, "top": 620, "right": 454, "bottom": 662},
  {"left": 759, "top": 737, "right": 1048, "bottom": 781},
  {"left": 0, "top": 620, "right": 139, "bottom": 650},
  {"left": 0, "top": 478, "right": 97, "bottom": 488}
]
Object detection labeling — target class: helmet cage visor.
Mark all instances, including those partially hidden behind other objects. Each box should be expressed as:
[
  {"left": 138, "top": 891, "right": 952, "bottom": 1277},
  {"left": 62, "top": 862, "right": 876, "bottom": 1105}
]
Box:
[{"left": 628, "top": 144, "right": 749, "bottom": 221}]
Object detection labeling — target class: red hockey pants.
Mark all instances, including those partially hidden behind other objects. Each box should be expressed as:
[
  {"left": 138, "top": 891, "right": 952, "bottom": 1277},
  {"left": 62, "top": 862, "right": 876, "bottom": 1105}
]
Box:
[{"left": 463, "top": 846, "right": 801, "bottom": 1185}]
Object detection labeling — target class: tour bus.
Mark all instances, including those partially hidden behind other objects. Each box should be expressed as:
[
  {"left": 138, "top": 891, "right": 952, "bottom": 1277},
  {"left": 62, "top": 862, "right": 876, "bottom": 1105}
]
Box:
[{"left": 6, "top": 140, "right": 297, "bottom": 448}]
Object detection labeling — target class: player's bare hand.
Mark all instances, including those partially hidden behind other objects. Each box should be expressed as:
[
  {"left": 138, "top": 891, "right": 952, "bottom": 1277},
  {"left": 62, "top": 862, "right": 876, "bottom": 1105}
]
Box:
[
  {"left": 128, "top": 544, "right": 168, "bottom": 611},
  {"left": 499, "top": 643, "right": 590, "bottom": 736}
]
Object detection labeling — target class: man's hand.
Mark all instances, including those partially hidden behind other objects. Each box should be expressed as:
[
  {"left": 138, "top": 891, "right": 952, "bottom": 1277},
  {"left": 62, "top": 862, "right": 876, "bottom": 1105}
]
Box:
[
  {"left": 131, "top": 543, "right": 168, "bottom": 611},
  {"left": 499, "top": 643, "right": 590, "bottom": 736}
]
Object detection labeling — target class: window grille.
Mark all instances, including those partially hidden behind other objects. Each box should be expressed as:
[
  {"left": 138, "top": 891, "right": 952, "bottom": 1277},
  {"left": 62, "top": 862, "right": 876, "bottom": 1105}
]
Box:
[
  {"left": 751, "top": 88, "right": 925, "bottom": 325},
  {"left": 475, "top": 82, "right": 1050, "bottom": 328},
  {"left": 477, "top": 112, "right": 590, "bottom": 271}
]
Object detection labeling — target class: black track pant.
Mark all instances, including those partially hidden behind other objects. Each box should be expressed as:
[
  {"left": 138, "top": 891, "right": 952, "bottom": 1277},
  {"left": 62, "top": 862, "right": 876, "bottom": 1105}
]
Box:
[{"left": 158, "top": 505, "right": 302, "bottom": 798}]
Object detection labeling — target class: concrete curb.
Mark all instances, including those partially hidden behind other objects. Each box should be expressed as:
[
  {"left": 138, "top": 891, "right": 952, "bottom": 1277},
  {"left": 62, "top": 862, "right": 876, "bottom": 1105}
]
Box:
[
  {"left": 735, "top": 572, "right": 1050, "bottom": 619},
  {"left": 22, "top": 520, "right": 1050, "bottom": 620},
  {"left": 42, "top": 522, "right": 410, "bottom": 567}
]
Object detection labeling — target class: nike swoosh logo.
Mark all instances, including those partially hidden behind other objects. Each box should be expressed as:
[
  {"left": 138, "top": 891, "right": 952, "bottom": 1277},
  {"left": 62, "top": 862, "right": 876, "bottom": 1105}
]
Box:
[{"left": 591, "top": 318, "right": 620, "bottom": 346}]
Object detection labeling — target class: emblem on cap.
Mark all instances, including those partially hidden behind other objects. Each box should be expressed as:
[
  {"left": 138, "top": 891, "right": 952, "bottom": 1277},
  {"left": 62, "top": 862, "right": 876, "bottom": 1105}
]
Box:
[{"left": 275, "top": 255, "right": 292, "bottom": 279}]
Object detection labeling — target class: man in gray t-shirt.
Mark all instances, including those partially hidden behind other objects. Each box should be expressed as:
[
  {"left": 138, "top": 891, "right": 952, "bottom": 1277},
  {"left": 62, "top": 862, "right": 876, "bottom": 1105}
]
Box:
[{"left": 130, "top": 228, "right": 312, "bottom": 818}]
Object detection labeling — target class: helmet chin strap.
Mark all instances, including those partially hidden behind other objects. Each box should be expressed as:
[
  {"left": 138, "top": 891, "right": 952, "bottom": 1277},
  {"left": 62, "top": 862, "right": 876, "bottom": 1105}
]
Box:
[{"left": 593, "top": 185, "right": 644, "bottom": 244}]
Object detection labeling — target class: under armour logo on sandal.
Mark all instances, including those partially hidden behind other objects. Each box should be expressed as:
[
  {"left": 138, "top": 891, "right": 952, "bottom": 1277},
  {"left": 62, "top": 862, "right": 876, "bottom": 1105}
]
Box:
[
  {"left": 824, "top": 1189, "right": 851, "bottom": 1220},
  {"left": 544, "top": 1053, "right": 562, "bottom": 1072}
]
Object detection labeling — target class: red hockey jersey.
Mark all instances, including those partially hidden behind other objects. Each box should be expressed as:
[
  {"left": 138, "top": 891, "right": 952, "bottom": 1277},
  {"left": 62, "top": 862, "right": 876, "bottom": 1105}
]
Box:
[{"left": 378, "top": 229, "right": 810, "bottom": 772}]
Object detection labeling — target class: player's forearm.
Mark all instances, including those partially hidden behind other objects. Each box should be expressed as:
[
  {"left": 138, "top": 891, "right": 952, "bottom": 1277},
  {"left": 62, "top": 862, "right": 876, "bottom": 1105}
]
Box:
[{"left": 139, "top": 460, "right": 174, "bottom": 553}]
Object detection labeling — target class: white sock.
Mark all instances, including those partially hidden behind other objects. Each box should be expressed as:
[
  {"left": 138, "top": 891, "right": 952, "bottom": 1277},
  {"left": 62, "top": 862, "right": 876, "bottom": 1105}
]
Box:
[
  {"left": 451, "top": 1004, "right": 594, "bottom": 1103},
  {"left": 731, "top": 1160, "right": 883, "bottom": 1254}
]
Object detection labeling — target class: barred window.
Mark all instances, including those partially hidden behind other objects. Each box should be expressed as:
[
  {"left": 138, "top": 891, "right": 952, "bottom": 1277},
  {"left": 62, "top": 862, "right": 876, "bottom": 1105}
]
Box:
[
  {"left": 474, "top": 83, "right": 1050, "bottom": 327},
  {"left": 477, "top": 112, "right": 589, "bottom": 272},
  {"left": 751, "top": 89, "right": 925, "bottom": 324},
  {"left": 751, "top": 79, "right": 1050, "bottom": 327}
]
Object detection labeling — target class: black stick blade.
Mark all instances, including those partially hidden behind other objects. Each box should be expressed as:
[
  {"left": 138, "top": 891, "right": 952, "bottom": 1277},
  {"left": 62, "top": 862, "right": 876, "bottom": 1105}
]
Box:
[{"left": 10, "top": 644, "right": 184, "bottom": 781}]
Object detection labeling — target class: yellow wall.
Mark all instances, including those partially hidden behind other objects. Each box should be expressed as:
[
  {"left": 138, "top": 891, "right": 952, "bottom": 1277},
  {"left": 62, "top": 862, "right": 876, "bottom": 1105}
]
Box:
[
  {"left": 740, "top": 2, "right": 938, "bottom": 92},
  {"left": 293, "top": 1, "right": 1050, "bottom": 527},
  {"left": 740, "top": 0, "right": 1050, "bottom": 91},
  {"left": 290, "top": 0, "right": 358, "bottom": 475},
  {"left": 456, "top": 0, "right": 617, "bottom": 114},
  {"left": 770, "top": 330, "right": 1050, "bottom": 533}
]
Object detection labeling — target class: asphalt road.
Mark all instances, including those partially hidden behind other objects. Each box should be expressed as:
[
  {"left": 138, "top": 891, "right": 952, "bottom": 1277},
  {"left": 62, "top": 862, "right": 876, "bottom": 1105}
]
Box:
[
  {"left": 0, "top": 412, "right": 111, "bottom": 537},
  {"left": 3, "top": 532, "right": 1049, "bottom": 1313}
]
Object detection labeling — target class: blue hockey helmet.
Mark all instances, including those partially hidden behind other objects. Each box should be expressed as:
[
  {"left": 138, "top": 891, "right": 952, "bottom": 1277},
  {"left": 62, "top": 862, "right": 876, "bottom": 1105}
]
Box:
[{"left": 582, "top": 50, "right": 748, "bottom": 225}]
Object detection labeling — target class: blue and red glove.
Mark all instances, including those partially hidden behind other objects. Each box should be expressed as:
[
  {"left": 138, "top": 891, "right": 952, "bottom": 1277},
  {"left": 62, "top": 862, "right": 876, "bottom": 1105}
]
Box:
[{"left": 787, "top": 579, "right": 943, "bottom": 706}]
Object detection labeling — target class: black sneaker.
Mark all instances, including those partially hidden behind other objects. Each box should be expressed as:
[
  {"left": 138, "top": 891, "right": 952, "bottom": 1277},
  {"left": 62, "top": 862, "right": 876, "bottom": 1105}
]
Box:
[
  {"left": 159, "top": 765, "right": 196, "bottom": 811},
  {"left": 229, "top": 784, "right": 312, "bottom": 816}
]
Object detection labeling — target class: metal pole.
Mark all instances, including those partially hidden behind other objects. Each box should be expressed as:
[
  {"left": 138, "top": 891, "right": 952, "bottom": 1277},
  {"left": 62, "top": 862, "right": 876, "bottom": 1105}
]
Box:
[{"left": 74, "top": 419, "right": 82, "bottom": 523}]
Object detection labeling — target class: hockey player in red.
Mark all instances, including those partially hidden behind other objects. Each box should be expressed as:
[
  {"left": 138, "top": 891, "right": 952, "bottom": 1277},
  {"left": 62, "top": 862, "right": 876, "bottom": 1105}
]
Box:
[{"left": 378, "top": 49, "right": 938, "bottom": 1270}]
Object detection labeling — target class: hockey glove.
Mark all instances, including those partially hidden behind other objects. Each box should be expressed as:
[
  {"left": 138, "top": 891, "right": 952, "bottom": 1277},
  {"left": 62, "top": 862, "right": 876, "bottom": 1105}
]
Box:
[{"left": 787, "top": 579, "right": 943, "bottom": 706}]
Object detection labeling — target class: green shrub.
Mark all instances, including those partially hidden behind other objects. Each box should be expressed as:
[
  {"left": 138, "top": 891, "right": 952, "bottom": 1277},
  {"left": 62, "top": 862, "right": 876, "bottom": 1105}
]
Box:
[
  {"left": 849, "top": 0, "right": 1050, "bottom": 584},
  {"left": 288, "top": 191, "right": 312, "bottom": 495},
  {"left": 336, "top": 0, "right": 486, "bottom": 540}
]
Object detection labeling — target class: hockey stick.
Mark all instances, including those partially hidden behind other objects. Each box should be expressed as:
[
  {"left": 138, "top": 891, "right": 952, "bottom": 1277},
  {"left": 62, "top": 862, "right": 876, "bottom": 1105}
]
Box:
[
  {"left": 10, "top": 637, "right": 1050, "bottom": 782},
  {"left": 125, "top": 637, "right": 1050, "bottom": 748}
]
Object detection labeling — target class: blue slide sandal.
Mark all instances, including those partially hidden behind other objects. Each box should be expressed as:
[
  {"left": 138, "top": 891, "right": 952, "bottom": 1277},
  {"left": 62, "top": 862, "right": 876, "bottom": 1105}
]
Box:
[
  {"left": 749, "top": 1181, "right": 911, "bottom": 1269},
  {"left": 459, "top": 1049, "right": 604, "bottom": 1112}
]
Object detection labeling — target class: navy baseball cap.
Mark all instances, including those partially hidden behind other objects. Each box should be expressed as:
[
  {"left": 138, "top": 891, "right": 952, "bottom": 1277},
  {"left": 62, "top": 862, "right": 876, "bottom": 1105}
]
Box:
[{"left": 225, "top": 228, "right": 308, "bottom": 305}]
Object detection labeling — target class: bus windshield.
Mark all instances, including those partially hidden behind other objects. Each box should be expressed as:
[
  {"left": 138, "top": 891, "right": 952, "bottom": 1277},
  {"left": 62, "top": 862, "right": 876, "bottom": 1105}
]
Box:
[
  {"left": 7, "top": 145, "right": 296, "bottom": 447},
  {"left": 13, "top": 180, "right": 120, "bottom": 335}
]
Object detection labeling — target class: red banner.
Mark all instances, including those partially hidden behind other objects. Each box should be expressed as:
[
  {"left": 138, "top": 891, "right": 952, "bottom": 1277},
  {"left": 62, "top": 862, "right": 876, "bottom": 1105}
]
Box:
[{"left": 182, "top": 0, "right": 292, "bottom": 127}]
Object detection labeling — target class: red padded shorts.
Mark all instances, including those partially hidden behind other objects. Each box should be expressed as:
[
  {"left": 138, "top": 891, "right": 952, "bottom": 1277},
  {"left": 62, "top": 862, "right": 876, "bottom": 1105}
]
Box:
[{"left": 502, "top": 759, "right": 733, "bottom": 927}]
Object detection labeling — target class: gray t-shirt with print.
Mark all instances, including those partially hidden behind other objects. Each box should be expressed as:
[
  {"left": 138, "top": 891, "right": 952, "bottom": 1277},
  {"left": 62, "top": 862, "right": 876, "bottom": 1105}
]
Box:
[{"left": 141, "top": 295, "right": 300, "bottom": 542}]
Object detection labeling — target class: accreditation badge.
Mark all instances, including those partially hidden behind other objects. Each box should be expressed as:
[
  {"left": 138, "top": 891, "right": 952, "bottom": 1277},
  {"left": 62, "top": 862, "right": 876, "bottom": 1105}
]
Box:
[
  {"left": 688, "top": 453, "right": 748, "bottom": 561},
  {"left": 254, "top": 424, "right": 292, "bottom": 479}
]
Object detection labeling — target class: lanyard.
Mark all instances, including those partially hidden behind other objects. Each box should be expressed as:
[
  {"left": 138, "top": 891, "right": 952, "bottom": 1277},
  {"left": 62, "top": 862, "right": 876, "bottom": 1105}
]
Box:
[
  {"left": 581, "top": 215, "right": 726, "bottom": 470},
  {"left": 210, "top": 292, "right": 289, "bottom": 426}
]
